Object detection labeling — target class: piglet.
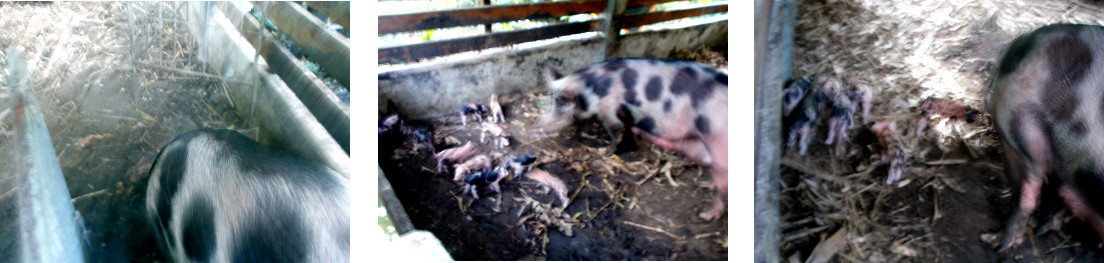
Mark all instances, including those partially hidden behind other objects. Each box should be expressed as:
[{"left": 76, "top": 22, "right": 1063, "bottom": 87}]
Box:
[
  {"left": 783, "top": 76, "right": 811, "bottom": 116},
  {"left": 786, "top": 87, "right": 821, "bottom": 156},
  {"left": 872, "top": 120, "right": 906, "bottom": 185},
  {"left": 435, "top": 141, "right": 479, "bottom": 173},
  {"left": 489, "top": 94, "right": 505, "bottom": 123},
  {"left": 847, "top": 77, "right": 874, "bottom": 124},
  {"left": 480, "top": 123, "right": 510, "bottom": 149},
  {"left": 989, "top": 24, "right": 1104, "bottom": 250},
  {"left": 824, "top": 81, "right": 855, "bottom": 157},
  {"left": 916, "top": 97, "right": 980, "bottom": 136},
  {"left": 459, "top": 104, "right": 488, "bottom": 126},
  {"left": 525, "top": 168, "right": 570, "bottom": 208},
  {"left": 380, "top": 114, "right": 401, "bottom": 134},
  {"left": 453, "top": 154, "right": 493, "bottom": 182},
  {"left": 504, "top": 154, "right": 537, "bottom": 179},
  {"left": 463, "top": 167, "right": 509, "bottom": 199}
]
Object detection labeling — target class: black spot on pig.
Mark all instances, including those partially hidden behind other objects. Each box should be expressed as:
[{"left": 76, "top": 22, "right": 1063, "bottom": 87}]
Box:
[
  {"left": 153, "top": 139, "right": 192, "bottom": 239},
  {"left": 182, "top": 197, "right": 216, "bottom": 261},
  {"left": 576, "top": 93, "right": 591, "bottom": 113},
  {"left": 690, "top": 80, "right": 715, "bottom": 108},
  {"left": 585, "top": 73, "right": 613, "bottom": 97},
  {"left": 604, "top": 60, "right": 627, "bottom": 72},
  {"left": 696, "top": 116, "right": 711, "bottom": 135},
  {"left": 664, "top": 99, "right": 672, "bottom": 113},
  {"left": 999, "top": 28, "right": 1040, "bottom": 75},
  {"left": 232, "top": 203, "right": 307, "bottom": 263},
  {"left": 1071, "top": 120, "right": 1087, "bottom": 137},
  {"left": 714, "top": 72, "right": 728, "bottom": 86},
  {"left": 670, "top": 67, "right": 697, "bottom": 95},
  {"left": 623, "top": 69, "right": 640, "bottom": 106},
  {"left": 622, "top": 69, "right": 638, "bottom": 90},
  {"left": 637, "top": 117, "right": 656, "bottom": 134},
  {"left": 645, "top": 76, "right": 663, "bottom": 101},
  {"left": 1044, "top": 36, "right": 1092, "bottom": 119}
]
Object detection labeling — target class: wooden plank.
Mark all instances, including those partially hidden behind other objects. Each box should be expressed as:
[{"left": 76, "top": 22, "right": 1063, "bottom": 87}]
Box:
[
  {"left": 621, "top": 2, "right": 727, "bottom": 28},
  {"left": 187, "top": 2, "right": 349, "bottom": 177},
  {"left": 626, "top": 0, "right": 682, "bottom": 8},
  {"left": 305, "top": 1, "right": 349, "bottom": 32},
  {"left": 379, "top": 20, "right": 601, "bottom": 64},
  {"left": 217, "top": 2, "right": 351, "bottom": 154},
  {"left": 253, "top": 1, "right": 350, "bottom": 88},
  {"left": 378, "top": 0, "right": 605, "bottom": 35},
  {"left": 602, "top": 0, "right": 627, "bottom": 59}
]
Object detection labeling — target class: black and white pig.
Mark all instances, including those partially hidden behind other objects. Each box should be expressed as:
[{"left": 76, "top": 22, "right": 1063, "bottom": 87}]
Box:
[
  {"left": 145, "top": 128, "right": 349, "bottom": 262},
  {"left": 537, "top": 58, "right": 728, "bottom": 220},
  {"left": 989, "top": 24, "right": 1104, "bottom": 250}
]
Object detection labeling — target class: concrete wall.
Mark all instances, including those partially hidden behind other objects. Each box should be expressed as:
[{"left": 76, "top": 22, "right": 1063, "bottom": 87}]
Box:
[{"left": 378, "top": 19, "right": 729, "bottom": 120}]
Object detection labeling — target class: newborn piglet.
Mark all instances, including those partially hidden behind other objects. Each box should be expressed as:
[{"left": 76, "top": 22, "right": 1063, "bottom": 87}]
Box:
[
  {"left": 435, "top": 141, "right": 479, "bottom": 173},
  {"left": 872, "top": 120, "right": 906, "bottom": 185},
  {"left": 453, "top": 155, "right": 493, "bottom": 182},
  {"left": 916, "top": 97, "right": 980, "bottom": 136},
  {"left": 489, "top": 94, "right": 505, "bottom": 123},
  {"left": 824, "top": 85, "right": 855, "bottom": 157},
  {"left": 787, "top": 87, "right": 821, "bottom": 156},
  {"left": 481, "top": 123, "right": 510, "bottom": 149},
  {"left": 504, "top": 154, "right": 537, "bottom": 179},
  {"left": 525, "top": 169, "right": 570, "bottom": 208},
  {"left": 847, "top": 77, "right": 874, "bottom": 124},
  {"left": 463, "top": 167, "right": 508, "bottom": 199},
  {"left": 460, "top": 104, "right": 489, "bottom": 126},
  {"left": 783, "top": 76, "right": 811, "bottom": 116}
]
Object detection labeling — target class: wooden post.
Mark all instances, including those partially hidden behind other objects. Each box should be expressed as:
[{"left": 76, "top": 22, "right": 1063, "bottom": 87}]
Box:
[
  {"left": 601, "top": 0, "right": 627, "bottom": 60},
  {"left": 755, "top": 0, "right": 794, "bottom": 262},
  {"left": 483, "top": 0, "right": 493, "bottom": 33}
]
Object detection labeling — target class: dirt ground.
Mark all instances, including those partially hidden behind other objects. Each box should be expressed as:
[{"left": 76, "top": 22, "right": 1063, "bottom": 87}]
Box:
[
  {"left": 0, "top": 2, "right": 259, "bottom": 261},
  {"left": 379, "top": 48, "right": 729, "bottom": 260},
  {"left": 781, "top": 0, "right": 1104, "bottom": 262}
]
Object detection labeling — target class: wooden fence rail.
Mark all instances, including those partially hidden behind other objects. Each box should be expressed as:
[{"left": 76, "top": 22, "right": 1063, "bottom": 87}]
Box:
[{"left": 379, "top": 0, "right": 727, "bottom": 64}]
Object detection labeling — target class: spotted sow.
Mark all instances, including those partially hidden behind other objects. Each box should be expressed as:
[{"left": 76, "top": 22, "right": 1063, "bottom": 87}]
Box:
[
  {"left": 990, "top": 24, "right": 1104, "bottom": 250},
  {"left": 145, "top": 128, "right": 349, "bottom": 262},
  {"left": 538, "top": 58, "right": 728, "bottom": 220}
]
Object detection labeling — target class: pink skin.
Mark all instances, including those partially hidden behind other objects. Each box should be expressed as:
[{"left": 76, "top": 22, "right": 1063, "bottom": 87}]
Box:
[
  {"left": 480, "top": 123, "right": 509, "bottom": 149},
  {"left": 632, "top": 127, "right": 728, "bottom": 220},
  {"left": 489, "top": 94, "right": 505, "bottom": 123},
  {"left": 453, "top": 155, "right": 492, "bottom": 181},
  {"left": 435, "top": 142, "right": 479, "bottom": 174},
  {"left": 380, "top": 114, "right": 401, "bottom": 134},
  {"left": 847, "top": 77, "right": 872, "bottom": 123}
]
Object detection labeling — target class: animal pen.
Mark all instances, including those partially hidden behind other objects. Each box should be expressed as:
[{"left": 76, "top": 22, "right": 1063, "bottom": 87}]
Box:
[
  {"left": 760, "top": 0, "right": 1104, "bottom": 262},
  {"left": 378, "top": 0, "right": 728, "bottom": 260},
  {"left": 0, "top": 2, "right": 349, "bottom": 262}
]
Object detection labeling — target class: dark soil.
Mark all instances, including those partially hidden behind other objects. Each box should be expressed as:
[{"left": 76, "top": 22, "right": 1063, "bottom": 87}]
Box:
[{"left": 379, "top": 93, "right": 728, "bottom": 260}]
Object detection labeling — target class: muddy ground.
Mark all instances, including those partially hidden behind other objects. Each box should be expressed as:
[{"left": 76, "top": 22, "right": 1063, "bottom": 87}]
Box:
[
  {"left": 379, "top": 48, "right": 729, "bottom": 260},
  {"left": 780, "top": 0, "right": 1104, "bottom": 262}
]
